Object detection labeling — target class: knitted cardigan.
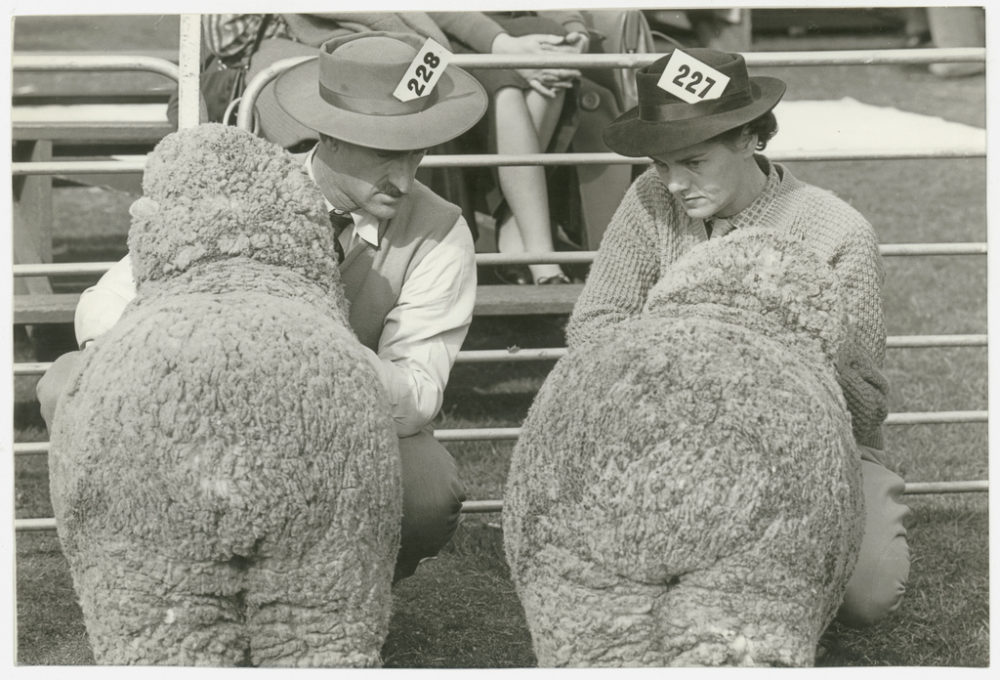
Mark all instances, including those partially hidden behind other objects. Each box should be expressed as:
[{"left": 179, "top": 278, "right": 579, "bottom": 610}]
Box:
[{"left": 566, "top": 157, "right": 888, "bottom": 449}]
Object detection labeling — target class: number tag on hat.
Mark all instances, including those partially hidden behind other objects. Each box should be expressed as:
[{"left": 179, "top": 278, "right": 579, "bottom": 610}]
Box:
[
  {"left": 657, "top": 49, "right": 730, "bottom": 104},
  {"left": 393, "top": 38, "right": 452, "bottom": 102}
]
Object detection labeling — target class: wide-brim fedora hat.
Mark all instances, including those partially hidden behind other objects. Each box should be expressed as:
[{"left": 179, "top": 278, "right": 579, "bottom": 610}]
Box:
[
  {"left": 604, "top": 47, "right": 786, "bottom": 157},
  {"left": 273, "top": 32, "right": 487, "bottom": 151}
]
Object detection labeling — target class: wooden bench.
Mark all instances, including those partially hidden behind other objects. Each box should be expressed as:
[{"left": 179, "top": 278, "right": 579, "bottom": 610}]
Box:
[
  {"left": 12, "top": 49, "right": 177, "bottom": 145},
  {"left": 13, "top": 284, "right": 585, "bottom": 327},
  {"left": 13, "top": 50, "right": 178, "bottom": 311}
]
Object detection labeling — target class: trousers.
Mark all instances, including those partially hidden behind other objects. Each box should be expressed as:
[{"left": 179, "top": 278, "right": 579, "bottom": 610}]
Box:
[
  {"left": 393, "top": 429, "right": 467, "bottom": 582},
  {"left": 836, "top": 445, "right": 911, "bottom": 627}
]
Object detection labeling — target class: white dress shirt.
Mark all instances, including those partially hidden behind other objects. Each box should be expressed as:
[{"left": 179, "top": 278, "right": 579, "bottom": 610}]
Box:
[{"left": 76, "top": 161, "right": 476, "bottom": 437}]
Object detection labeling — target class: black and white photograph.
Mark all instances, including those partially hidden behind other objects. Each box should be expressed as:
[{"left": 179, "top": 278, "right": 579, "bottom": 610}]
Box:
[{"left": 5, "top": 0, "right": 990, "bottom": 670}]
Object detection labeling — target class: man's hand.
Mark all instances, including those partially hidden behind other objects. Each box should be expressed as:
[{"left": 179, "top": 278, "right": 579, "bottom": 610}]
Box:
[
  {"left": 36, "top": 350, "right": 83, "bottom": 432},
  {"left": 490, "top": 32, "right": 581, "bottom": 98}
]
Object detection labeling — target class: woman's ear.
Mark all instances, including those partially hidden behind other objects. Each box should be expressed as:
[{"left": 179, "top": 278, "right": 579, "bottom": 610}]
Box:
[{"left": 740, "top": 128, "right": 759, "bottom": 157}]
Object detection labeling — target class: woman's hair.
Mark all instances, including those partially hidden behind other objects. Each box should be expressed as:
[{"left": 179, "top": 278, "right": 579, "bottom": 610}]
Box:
[{"left": 713, "top": 111, "right": 779, "bottom": 151}]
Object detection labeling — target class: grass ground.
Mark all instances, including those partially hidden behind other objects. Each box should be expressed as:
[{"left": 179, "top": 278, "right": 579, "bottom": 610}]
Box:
[{"left": 11, "top": 13, "right": 989, "bottom": 668}]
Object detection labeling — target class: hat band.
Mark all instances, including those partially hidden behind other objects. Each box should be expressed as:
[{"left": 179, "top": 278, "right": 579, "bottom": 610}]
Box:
[
  {"left": 639, "top": 89, "right": 755, "bottom": 123},
  {"left": 319, "top": 81, "right": 438, "bottom": 116}
]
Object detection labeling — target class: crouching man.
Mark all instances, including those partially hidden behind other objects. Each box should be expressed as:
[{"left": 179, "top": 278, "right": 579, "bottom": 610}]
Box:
[{"left": 37, "top": 32, "right": 488, "bottom": 583}]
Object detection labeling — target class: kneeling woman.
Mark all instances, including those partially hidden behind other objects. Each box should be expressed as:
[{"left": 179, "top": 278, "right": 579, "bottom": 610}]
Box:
[{"left": 567, "top": 47, "right": 910, "bottom": 628}]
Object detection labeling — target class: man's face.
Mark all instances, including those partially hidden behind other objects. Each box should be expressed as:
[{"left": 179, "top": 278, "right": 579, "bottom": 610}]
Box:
[
  {"left": 316, "top": 137, "right": 426, "bottom": 220},
  {"left": 651, "top": 135, "right": 755, "bottom": 220}
]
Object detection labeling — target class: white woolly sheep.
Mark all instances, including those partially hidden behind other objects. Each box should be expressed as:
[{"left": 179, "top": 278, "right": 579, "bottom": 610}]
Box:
[
  {"left": 504, "top": 229, "right": 865, "bottom": 667},
  {"left": 48, "top": 124, "right": 401, "bottom": 667}
]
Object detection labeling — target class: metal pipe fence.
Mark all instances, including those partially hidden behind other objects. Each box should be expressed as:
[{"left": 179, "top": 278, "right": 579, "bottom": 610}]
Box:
[
  {"left": 11, "top": 53, "right": 181, "bottom": 79},
  {"left": 12, "top": 46, "right": 982, "bottom": 77},
  {"left": 11, "top": 407, "right": 990, "bottom": 457},
  {"left": 8, "top": 241, "right": 989, "bottom": 279},
  {"left": 10, "top": 333, "right": 989, "bottom": 379},
  {"left": 235, "top": 47, "right": 984, "bottom": 130},
  {"left": 10, "top": 144, "right": 987, "bottom": 177},
  {"left": 12, "top": 473, "right": 991, "bottom": 531},
  {"left": 11, "top": 46, "right": 986, "bottom": 178},
  {"left": 11, "top": 43, "right": 988, "bottom": 531}
]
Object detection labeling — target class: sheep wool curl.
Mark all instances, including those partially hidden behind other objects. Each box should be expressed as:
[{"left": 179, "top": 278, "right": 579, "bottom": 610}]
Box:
[
  {"left": 504, "top": 229, "right": 865, "bottom": 667},
  {"left": 48, "top": 124, "right": 401, "bottom": 668}
]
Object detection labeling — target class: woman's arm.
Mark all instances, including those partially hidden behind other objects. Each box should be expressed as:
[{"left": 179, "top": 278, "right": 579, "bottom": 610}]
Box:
[
  {"left": 566, "top": 171, "right": 661, "bottom": 348},
  {"left": 830, "top": 215, "right": 889, "bottom": 449}
]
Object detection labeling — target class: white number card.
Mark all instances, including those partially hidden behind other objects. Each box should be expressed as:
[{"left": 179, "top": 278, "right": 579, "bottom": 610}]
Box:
[
  {"left": 656, "top": 49, "right": 730, "bottom": 104},
  {"left": 393, "top": 38, "right": 452, "bottom": 102}
]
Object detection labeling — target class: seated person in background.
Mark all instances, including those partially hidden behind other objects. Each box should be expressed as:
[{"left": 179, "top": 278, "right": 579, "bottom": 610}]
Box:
[{"left": 439, "top": 11, "right": 590, "bottom": 286}]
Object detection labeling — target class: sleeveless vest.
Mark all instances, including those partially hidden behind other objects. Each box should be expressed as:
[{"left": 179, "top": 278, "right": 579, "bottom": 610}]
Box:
[{"left": 338, "top": 181, "right": 462, "bottom": 351}]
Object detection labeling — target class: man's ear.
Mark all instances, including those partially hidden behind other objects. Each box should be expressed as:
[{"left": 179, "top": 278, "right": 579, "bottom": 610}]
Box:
[{"left": 320, "top": 134, "right": 339, "bottom": 153}]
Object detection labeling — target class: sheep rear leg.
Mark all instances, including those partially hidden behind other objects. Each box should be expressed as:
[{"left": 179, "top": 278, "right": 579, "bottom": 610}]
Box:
[
  {"left": 244, "top": 550, "right": 393, "bottom": 667},
  {"left": 516, "top": 547, "right": 820, "bottom": 667},
  {"left": 70, "top": 546, "right": 250, "bottom": 666}
]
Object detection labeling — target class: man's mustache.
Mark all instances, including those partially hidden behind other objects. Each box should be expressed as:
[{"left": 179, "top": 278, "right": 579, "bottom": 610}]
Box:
[{"left": 378, "top": 184, "right": 404, "bottom": 198}]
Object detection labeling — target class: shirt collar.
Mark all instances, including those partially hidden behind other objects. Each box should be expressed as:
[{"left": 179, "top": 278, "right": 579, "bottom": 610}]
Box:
[
  {"left": 723, "top": 155, "right": 781, "bottom": 232},
  {"left": 304, "top": 145, "right": 381, "bottom": 248}
]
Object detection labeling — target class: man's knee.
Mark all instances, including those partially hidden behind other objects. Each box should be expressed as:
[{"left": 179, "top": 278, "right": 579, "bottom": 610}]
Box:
[
  {"left": 394, "top": 431, "right": 466, "bottom": 580},
  {"left": 35, "top": 350, "right": 83, "bottom": 431}
]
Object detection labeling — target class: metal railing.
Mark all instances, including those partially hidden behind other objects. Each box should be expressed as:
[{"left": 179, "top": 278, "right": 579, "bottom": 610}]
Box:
[
  {"left": 11, "top": 41, "right": 988, "bottom": 533},
  {"left": 8, "top": 240, "right": 990, "bottom": 279},
  {"left": 11, "top": 53, "right": 181, "bottom": 80},
  {"left": 9, "top": 47, "right": 986, "bottom": 178},
  {"left": 236, "top": 46, "right": 986, "bottom": 135}
]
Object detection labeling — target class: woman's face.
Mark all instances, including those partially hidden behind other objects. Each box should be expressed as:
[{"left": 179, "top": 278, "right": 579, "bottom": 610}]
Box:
[{"left": 651, "top": 134, "right": 758, "bottom": 220}]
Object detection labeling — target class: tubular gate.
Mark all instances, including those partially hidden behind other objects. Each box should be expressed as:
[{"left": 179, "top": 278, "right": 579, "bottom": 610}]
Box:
[{"left": 10, "top": 16, "right": 988, "bottom": 531}]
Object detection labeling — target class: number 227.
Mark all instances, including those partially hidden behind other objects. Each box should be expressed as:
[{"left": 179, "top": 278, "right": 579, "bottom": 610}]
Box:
[{"left": 672, "top": 64, "right": 716, "bottom": 98}]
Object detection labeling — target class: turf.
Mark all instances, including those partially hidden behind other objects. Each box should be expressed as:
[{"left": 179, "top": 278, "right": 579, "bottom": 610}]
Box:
[{"left": 11, "top": 14, "right": 988, "bottom": 669}]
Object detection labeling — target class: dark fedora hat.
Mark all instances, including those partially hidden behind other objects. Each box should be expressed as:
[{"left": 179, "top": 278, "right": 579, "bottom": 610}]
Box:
[
  {"left": 273, "top": 32, "right": 487, "bottom": 151},
  {"left": 604, "top": 48, "right": 786, "bottom": 157}
]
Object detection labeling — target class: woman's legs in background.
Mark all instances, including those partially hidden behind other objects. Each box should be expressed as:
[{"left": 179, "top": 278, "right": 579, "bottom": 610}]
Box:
[{"left": 494, "top": 86, "right": 570, "bottom": 284}]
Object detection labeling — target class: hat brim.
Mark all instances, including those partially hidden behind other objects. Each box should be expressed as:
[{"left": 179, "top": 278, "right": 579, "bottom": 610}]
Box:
[
  {"left": 603, "top": 77, "right": 786, "bottom": 157},
  {"left": 274, "top": 57, "right": 487, "bottom": 151}
]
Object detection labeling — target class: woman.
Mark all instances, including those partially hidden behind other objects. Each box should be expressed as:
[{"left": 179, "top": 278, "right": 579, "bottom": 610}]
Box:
[{"left": 568, "top": 47, "right": 910, "bottom": 628}]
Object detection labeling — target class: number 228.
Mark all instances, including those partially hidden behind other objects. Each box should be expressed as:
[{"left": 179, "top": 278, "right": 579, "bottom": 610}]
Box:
[{"left": 407, "top": 52, "right": 442, "bottom": 96}]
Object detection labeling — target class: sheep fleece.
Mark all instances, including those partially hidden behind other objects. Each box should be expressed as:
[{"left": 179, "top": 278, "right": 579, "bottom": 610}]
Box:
[
  {"left": 47, "top": 124, "right": 401, "bottom": 667},
  {"left": 504, "top": 229, "right": 865, "bottom": 667}
]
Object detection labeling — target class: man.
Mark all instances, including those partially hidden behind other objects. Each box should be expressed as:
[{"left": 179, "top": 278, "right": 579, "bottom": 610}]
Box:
[{"left": 37, "top": 32, "right": 489, "bottom": 582}]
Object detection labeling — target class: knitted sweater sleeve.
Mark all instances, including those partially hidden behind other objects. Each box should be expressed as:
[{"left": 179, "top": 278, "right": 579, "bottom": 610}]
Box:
[
  {"left": 825, "top": 201, "right": 889, "bottom": 450},
  {"left": 566, "top": 172, "right": 660, "bottom": 348}
]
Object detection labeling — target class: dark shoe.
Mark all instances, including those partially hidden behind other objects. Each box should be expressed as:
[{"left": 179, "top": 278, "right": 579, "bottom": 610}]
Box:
[
  {"left": 534, "top": 272, "right": 572, "bottom": 285},
  {"left": 495, "top": 264, "right": 532, "bottom": 286}
]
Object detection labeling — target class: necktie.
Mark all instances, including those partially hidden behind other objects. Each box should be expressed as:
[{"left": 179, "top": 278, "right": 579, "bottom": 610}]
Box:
[
  {"left": 328, "top": 209, "right": 353, "bottom": 263},
  {"left": 708, "top": 217, "right": 734, "bottom": 239}
]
